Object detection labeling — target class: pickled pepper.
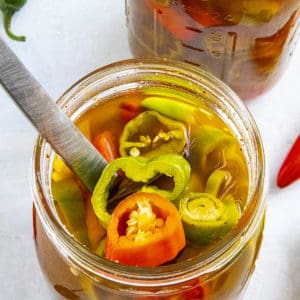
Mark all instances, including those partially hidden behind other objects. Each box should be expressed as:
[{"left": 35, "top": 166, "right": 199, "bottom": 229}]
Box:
[
  {"left": 179, "top": 192, "right": 240, "bottom": 244},
  {"left": 178, "top": 168, "right": 240, "bottom": 244},
  {"left": 105, "top": 192, "right": 186, "bottom": 267},
  {"left": 91, "top": 154, "right": 191, "bottom": 228},
  {"left": 119, "top": 110, "right": 187, "bottom": 158}
]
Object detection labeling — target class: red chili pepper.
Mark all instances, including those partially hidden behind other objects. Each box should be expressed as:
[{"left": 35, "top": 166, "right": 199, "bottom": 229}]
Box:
[
  {"left": 183, "top": 283, "right": 206, "bottom": 299},
  {"left": 92, "top": 130, "right": 119, "bottom": 162},
  {"left": 119, "top": 96, "right": 144, "bottom": 122},
  {"left": 145, "top": 0, "right": 197, "bottom": 41},
  {"left": 277, "top": 135, "right": 300, "bottom": 188},
  {"left": 182, "top": 0, "right": 223, "bottom": 27},
  {"left": 105, "top": 192, "right": 186, "bottom": 267}
]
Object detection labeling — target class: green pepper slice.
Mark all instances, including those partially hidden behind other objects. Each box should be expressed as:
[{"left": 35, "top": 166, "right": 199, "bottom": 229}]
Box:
[
  {"left": 192, "top": 125, "right": 234, "bottom": 156},
  {"left": 179, "top": 192, "right": 240, "bottom": 244},
  {"left": 205, "top": 169, "right": 229, "bottom": 197},
  {"left": 91, "top": 154, "right": 191, "bottom": 228},
  {"left": 119, "top": 110, "right": 187, "bottom": 158},
  {"left": 190, "top": 125, "right": 235, "bottom": 174},
  {"left": 141, "top": 96, "right": 213, "bottom": 124},
  {"left": 179, "top": 166, "right": 240, "bottom": 244},
  {"left": 52, "top": 178, "right": 89, "bottom": 244},
  {"left": 141, "top": 97, "right": 197, "bottom": 123}
]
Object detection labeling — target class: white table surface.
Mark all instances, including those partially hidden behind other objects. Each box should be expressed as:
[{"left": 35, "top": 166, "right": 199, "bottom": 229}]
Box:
[{"left": 0, "top": 1, "right": 299, "bottom": 299}]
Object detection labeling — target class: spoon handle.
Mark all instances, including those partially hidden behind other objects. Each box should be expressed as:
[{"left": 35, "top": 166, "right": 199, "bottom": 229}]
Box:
[{"left": 0, "top": 38, "right": 107, "bottom": 191}]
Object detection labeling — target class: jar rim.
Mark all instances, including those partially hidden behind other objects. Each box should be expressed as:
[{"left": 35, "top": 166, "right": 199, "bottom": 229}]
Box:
[{"left": 32, "top": 58, "right": 267, "bottom": 286}]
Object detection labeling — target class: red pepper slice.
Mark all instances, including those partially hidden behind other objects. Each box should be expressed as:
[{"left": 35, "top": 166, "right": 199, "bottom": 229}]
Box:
[
  {"left": 92, "top": 130, "right": 119, "bottom": 162},
  {"left": 119, "top": 96, "right": 144, "bottom": 122},
  {"left": 145, "top": 0, "right": 197, "bottom": 41},
  {"left": 182, "top": 0, "right": 223, "bottom": 27},
  {"left": 182, "top": 280, "right": 206, "bottom": 299},
  {"left": 277, "top": 135, "right": 300, "bottom": 188},
  {"left": 105, "top": 192, "right": 186, "bottom": 266}
]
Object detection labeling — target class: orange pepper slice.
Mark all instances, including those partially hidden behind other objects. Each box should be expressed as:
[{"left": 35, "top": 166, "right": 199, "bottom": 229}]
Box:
[{"left": 105, "top": 192, "right": 186, "bottom": 266}]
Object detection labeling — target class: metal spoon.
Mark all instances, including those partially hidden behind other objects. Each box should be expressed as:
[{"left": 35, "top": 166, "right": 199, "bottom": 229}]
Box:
[{"left": 0, "top": 37, "right": 107, "bottom": 191}]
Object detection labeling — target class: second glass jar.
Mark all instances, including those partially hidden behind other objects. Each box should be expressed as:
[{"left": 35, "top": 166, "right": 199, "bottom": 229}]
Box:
[{"left": 125, "top": 0, "right": 300, "bottom": 100}]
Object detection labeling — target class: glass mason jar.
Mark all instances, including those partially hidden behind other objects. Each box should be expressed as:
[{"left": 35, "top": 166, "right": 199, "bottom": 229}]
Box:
[
  {"left": 32, "top": 59, "right": 267, "bottom": 300},
  {"left": 125, "top": 0, "right": 300, "bottom": 100}
]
